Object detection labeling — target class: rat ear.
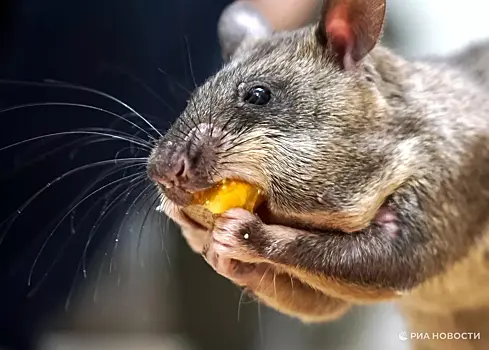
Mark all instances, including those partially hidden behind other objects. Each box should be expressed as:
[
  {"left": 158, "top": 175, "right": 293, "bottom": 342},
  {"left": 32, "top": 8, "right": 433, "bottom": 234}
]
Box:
[{"left": 317, "top": 0, "right": 386, "bottom": 69}]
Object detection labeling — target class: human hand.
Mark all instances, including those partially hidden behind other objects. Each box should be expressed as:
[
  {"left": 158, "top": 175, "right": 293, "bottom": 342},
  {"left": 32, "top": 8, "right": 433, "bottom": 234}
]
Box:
[{"left": 218, "top": 0, "right": 320, "bottom": 60}]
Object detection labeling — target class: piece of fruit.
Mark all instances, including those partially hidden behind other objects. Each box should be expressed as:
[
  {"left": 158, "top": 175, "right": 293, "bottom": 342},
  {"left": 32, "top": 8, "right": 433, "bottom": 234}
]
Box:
[{"left": 181, "top": 179, "right": 264, "bottom": 229}]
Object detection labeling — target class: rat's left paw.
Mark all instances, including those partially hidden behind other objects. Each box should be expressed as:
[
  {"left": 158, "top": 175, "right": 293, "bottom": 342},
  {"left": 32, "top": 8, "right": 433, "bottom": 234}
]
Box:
[
  {"left": 203, "top": 248, "right": 256, "bottom": 286},
  {"left": 210, "top": 208, "right": 267, "bottom": 263}
]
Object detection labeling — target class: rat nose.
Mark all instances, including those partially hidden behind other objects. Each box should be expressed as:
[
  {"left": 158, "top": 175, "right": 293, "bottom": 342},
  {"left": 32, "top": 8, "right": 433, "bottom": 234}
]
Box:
[
  {"left": 148, "top": 153, "right": 190, "bottom": 188},
  {"left": 148, "top": 122, "right": 219, "bottom": 192}
]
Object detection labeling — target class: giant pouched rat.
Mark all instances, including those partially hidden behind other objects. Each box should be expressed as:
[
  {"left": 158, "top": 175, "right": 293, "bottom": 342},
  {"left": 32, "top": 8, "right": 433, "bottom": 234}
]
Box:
[{"left": 147, "top": 0, "right": 489, "bottom": 348}]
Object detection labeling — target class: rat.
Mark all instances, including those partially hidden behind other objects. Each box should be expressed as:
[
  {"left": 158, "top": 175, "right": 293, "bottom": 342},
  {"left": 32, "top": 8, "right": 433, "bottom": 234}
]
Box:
[{"left": 147, "top": 0, "right": 489, "bottom": 348}]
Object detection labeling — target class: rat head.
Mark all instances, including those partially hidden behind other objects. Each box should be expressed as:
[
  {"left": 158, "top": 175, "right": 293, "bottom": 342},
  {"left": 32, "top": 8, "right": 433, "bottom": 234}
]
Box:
[{"left": 148, "top": 0, "right": 402, "bottom": 232}]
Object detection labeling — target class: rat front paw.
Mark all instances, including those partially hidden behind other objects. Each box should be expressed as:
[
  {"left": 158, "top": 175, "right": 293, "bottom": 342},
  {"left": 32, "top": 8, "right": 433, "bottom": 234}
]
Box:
[
  {"left": 202, "top": 239, "right": 259, "bottom": 286},
  {"left": 210, "top": 208, "right": 267, "bottom": 263}
]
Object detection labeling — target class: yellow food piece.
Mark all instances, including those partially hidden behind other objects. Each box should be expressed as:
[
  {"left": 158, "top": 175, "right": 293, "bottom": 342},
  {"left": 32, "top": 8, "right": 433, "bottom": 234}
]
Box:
[{"left": 182, "top": 179, "right": 264, "bottom": 229}]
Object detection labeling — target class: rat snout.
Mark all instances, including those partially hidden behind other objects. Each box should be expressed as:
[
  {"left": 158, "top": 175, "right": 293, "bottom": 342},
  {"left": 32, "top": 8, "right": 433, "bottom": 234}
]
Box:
[
  {"left": 147, "top": 149, "right": 190, "bottom": 189},
  {"left": 147, "top": 123, "right": 220, "bottom": 197},
  {"left": 147, "top": 146, "right": 205, "bottom": 207}
]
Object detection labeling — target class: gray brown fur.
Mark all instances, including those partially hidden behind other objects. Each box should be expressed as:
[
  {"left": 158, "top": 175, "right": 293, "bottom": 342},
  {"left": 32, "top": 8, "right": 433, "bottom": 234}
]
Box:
[{"left": 147, "top": 1, "right": 489, "bottom": 349}]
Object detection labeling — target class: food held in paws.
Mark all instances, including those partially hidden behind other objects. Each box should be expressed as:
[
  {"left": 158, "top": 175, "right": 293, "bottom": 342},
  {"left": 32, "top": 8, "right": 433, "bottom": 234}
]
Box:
[{"left": 182, "top": 179, "right": 264, "bottom": 229}]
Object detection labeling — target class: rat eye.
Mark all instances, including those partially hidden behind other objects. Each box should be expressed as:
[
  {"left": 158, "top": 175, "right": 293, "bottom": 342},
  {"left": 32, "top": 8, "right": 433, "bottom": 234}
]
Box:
[{"left": 244, "top": 86, "right": 271, "bottom": 105}]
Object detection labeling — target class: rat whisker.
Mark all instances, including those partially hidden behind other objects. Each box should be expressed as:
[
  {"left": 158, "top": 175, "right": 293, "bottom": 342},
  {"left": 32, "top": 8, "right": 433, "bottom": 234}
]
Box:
[
  {"left": 215, "top": 107, "right": 252, "bottom": 148},
  {"left": 233, "top": 122, "right": 257, "bottom": 142},
  {"left": 163, "top": 120, "right": 189, "bottom": 144},
  {"left": 2, "top": 135, "right": 102, "bottom": 181},
  {"left": 173, "top": 120, "right": 201, "bottom": 154},
  {"left": 217, "top": 147, "right": 264, "bottom": 161},
  {"left": 217, "top": 119, "right": 236, "bottom": 143},
  {"left": 83, "top": 179, "right": 151, "bottom": 277},
  {"left": 27, "top": 171, "right": 147, "bottom": 289},
  {"left": 44, "top": 79, "right": 164, "bottom": 138},
  {"left": 65, "top": 259, "right": 83, "bottom": 310},
  {"left": 0, "top": 130, "right": 152, "bottom": 153},
  {"left": 217, "top": 103, "right": 248, "bottom": 143},
  {"left": 184, "top": 35, "right": 198, "bottom": 89},
  {"left": 219, "top": 134, "right": 270, "bottom": 155},
  {"left": 289, "top": 274, "right": 295, "bottom": 299},
  {"left": 273, "top": 271, "right": 277, "bottom": 299},
  {"left": 0, "top": 78, "right": 163, "bottom": 138},
  {"left": 93, "top": 244, "right": 109, "bottom": 303},
  {"left": 177, "top": 98, "right": 204, "bottom": 143},
  {"left": 136, "top": 193, "right": 162, "bottom": 268},
  {"left": 208, "top": 163, "right": 224, "bottom": 181},
  {"left": 207, "top": 83, "right": 215, "bottom": 139},
  {"left": 188, "top": 99, "right": 204, "bottom": 136},
  {"left": 69, "top": 163, "right": 147, "bottom": 238},
  {"left": 80, "top": 127, "right": 154, "bottom": 147},
  {"left": 158, "top": 206, "right": 172, "bottom": 268},
  {"left": 120, "top": 112, "right": 164, "bottom": 133},
  {"left": 256, "top": 266, "right": 271, "bottom": 293},
  {"left": 0, "top": 102, "right": 157, "bottom": 141},
  {"left": 257, "top": 302, "right": 264, "bottom": 347},
  {"left": 171, "top": 130, "right": 189, "bottom": 144},
  {"left": 0, "top": 159, "right": 147, "bottom": 244},
  {"left": 110, "top": 183, "right": 157, "bottom": 273},
  {"left": 178, "top": 115, "right": 198, "bottom": 137},
  {"left": 112, "top": 66, "right": 178, "bottom": 114},
  {"left": 113, "top": 145, "right": 149, "bottom": 161},
  {"left": 157, "top": 68, "right": 193, "bottom": 95},
  {"left": 109, "top": 184, "right": 157, "bottom": 272},
  {"left": 237, "top": 288, "right": 247, "bottom": 322},
  {"left": 35, "top": 174, "right": 148, "bottom": 301},
  {"left": 69, "top": 137, "right": 145, "bottom": 158},
  {"left": 180, "top": 36, "right": 205, "bottom": 131}
]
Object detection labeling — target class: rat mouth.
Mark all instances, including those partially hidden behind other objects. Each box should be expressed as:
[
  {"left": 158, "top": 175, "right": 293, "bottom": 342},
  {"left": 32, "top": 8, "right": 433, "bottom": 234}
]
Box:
[
  {"left": 175, "top": 198, "right": 280, "bottom": 231},
  {"left": 162, "top": 181, "right": 399, "bottom": 236}
]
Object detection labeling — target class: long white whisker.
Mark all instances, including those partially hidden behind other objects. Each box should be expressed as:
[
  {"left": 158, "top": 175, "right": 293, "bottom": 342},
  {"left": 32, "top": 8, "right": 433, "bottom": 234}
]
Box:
[
  {"left": 109, "top": 183, "right": 157, "bottom": 274},
  {"left": 0, "top": 158, "right": 148, "bottom": 244},
  {"left": 30, "top": 174, "right": 147, "bottom": 299},
  {"left": 136, "top": 193, "right": 161, "bottom": 267},
  {"left": 184, "top": 36, "right": 198, "bottom": 88},
  {"left": 83, "top": 179, "right": 151, "bottom": 276},
  {"left": 0, "top": 130, "right": 151, "bottom": 153},
  {"left": 27, "top": 171, "right": 147, "bottom": 288},
  {"left": 45, "top": 79, "right": 164, "bottom": 138},
  {"left": 0, "top": 102, "right": 156, "bottom": 141},
  {"left": 112, "top": 67, "right": 177, "bottom": 114},
  {"left": 0, "top": 78, "right": 164, "bottom": 138},
  {"left": 82, "top": 127, "right": 153, "bottom": 147},
  {"left": 157, "top": 68, "right": 192, "bottom": 95},
  {"left": 158, "top": 205, "right": 172, "bottom": 268}
]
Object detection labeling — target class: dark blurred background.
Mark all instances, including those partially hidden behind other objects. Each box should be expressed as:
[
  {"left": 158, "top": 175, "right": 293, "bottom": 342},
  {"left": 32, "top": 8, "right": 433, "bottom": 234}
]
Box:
[
  {"left": 0, "top": 1, "right": 235, "bottom": 349},
  {"left": 2, "top": 0, "right": 486, "bottom": 349}
]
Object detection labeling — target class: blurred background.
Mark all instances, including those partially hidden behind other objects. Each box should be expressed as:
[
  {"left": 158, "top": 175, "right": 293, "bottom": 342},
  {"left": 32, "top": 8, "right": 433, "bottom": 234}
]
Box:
[{"left": 0, "top": 1, "right": 488, "bottom": 349}]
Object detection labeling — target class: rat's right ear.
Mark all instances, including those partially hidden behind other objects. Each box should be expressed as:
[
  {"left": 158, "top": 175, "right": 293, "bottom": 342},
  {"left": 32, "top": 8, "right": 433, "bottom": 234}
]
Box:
[
  {"left": 317, "top": 0, "right": 386, "bottom": 69},
  {"left": 218, "top": 1, "right": 273, "bottom": 62}
]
